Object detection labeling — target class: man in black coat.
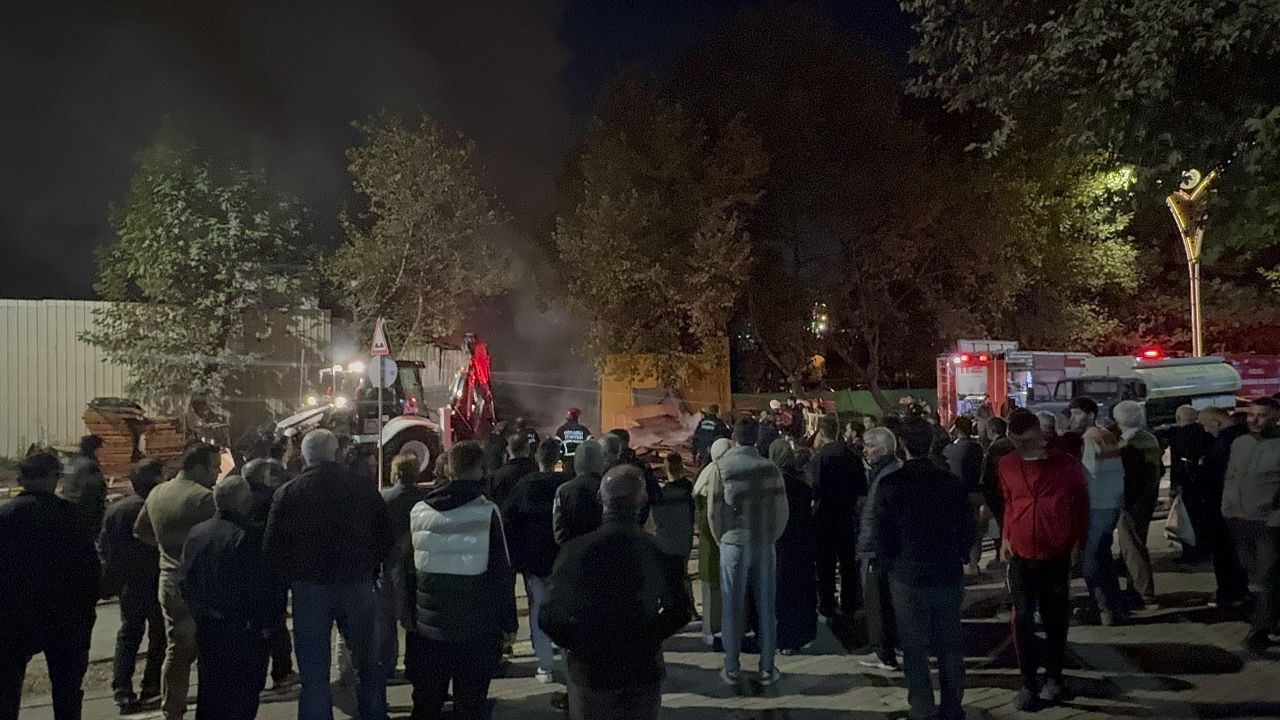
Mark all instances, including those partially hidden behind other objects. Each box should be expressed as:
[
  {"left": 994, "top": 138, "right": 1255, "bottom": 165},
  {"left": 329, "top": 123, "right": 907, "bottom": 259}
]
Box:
[
  {"left": 178, "top": 476, "right": 286, "bottom": 720},
  {"left": 541, "top": 466, "right": 692, "bottom": 720},
  {"left": 264, "top": 429, "right": 395, "bottom": 720},
  {"left": 99, "top": 459, "right": 166, "bottom": 712},
  {"left": 501, "top": 438, "right": 569, "bottom": 682},
  {"left": 874, "top": 421, "right": 975, "bottom": 720},
  {"left": 553, "top": 440, "right": 609, "bottom": 546},
  {"left": 0, "top": 453, "right": 101, "bottom": 720},
  {"left": 809, "top": 415, "right": 868, "bottom": 619},
  {"left": 1166, "top": 405, "right": 1215, "bottom": 559},
  {"left": 1197, "top": 407, "right": 1251, "bottom": 606},
  {"left": 241, "top": 458, "right": 297, "bottom": 690},
  {"left": 488, "top": 434, "right": 538, "bottom": 509}
]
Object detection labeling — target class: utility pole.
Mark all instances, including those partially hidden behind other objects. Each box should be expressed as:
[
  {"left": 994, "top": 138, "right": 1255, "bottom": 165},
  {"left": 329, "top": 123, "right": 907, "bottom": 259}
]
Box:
[{"left": 1166, "top": 168, "right": 1218, "bottom": 357}]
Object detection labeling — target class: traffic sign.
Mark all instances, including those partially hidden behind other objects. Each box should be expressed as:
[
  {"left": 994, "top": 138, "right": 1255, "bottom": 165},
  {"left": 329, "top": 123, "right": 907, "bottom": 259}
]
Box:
[
  {"left": 368, "top": 355, "right": 398, "bottom": 389},
  {"left": 370, "top": 318, "right": 390, "bottom": 357}
]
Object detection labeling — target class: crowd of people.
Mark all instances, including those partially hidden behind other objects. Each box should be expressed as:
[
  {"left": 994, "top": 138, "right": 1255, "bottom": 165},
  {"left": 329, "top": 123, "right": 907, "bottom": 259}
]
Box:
[{"left": 2, "top": 392, "right": 1279, "bottom": 720}]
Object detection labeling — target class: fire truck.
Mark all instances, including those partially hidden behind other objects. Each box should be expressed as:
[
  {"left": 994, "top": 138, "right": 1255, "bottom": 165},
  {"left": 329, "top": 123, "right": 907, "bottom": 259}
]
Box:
[
  {"left": 936, "top": 340, "right": 1090, "bottom": 426},
  {"left": 274, "top": 334, "right": 496, "bottom": 476}
]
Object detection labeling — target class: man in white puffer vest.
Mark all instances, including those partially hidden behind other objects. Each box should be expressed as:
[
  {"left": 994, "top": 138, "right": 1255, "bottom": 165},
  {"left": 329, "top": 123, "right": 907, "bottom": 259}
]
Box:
[{"left": 404, "top": 442, "right": 518, "bottom": 720}]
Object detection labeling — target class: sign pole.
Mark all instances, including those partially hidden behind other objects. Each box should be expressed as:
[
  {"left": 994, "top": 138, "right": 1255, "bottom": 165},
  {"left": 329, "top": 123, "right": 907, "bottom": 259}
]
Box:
[{"left": 369, "top": 317, "right": 392, "bottom": 488}]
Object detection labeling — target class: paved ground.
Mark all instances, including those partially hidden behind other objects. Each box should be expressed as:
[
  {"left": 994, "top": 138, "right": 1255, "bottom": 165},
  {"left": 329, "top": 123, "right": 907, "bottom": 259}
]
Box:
[{"left": 18, "top": 517, "right": 1280, "bottom": 720}]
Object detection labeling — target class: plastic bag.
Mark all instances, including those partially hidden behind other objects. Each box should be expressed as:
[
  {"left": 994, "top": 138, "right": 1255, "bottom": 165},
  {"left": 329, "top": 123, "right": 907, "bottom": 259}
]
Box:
[{"left": 1163, "top": 494, "right": 1197, "bottom": 548}]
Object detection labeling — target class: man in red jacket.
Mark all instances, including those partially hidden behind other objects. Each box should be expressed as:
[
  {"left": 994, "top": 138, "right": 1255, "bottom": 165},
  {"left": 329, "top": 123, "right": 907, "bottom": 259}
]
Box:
[{"left": 999, "top": 411, "right": 1089, "bottom": 712}]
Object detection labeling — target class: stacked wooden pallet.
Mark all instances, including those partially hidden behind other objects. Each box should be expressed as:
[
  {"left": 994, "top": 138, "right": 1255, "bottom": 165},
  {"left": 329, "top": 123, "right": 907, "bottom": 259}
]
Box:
[
  {"left": 83, "top": 399, "right": 146, "bottom": 477},
  {"left": 143, "top": 417, "right": 186, "bottom": 473}
]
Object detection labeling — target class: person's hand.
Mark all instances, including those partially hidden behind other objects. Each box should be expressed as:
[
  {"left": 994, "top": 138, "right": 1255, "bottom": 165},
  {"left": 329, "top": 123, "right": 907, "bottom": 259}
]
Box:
[{"left": 1000, "top": 537, "right": 1012, "bottom": 561}]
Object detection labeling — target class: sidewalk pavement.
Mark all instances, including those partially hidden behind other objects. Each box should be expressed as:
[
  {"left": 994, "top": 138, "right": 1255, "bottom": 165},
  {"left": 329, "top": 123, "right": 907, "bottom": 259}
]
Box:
[{"left": 19, "top": 520, "right": 1280, "bottom": 720}]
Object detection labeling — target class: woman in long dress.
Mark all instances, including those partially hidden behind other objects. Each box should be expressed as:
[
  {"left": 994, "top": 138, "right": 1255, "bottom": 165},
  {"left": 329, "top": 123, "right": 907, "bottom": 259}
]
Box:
[
  {"left": 769, "top": 438, "right": 817, "bottom": 653},
  {"left": 693, "top": 438, "right": 732, "bottom": 649}
]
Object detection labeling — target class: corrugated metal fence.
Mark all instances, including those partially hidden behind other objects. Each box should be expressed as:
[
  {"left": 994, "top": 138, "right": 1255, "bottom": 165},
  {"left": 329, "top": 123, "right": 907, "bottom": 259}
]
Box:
[{"left": 0, "top": 299, "right": 331, "bottom": 457}]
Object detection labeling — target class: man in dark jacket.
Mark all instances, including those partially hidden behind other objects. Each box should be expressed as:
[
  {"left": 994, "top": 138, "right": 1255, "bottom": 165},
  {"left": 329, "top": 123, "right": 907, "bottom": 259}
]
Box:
[
  {"left": 264, "top": 429, "right": 395, "bottom": 720},
  {"left": 856, "top": 428, "right": 902, "bottom": 672},
  {"left": 178, "top": 476, "right": 285, "bottom": 720},
  {"left": 998, "top": 411, "right": 1089, "bottom": 711},
  {"left": 553, "top": 440, "right": 609, "bottom": 545},
  {"left": 944, "top": 417, "right": 986, "bottom": 576},
  {"left": 981, "top": 417, "right": 1014, "bottom": 545},
  {"left": 691, "top": 405, "right": 732, "bottom": 466},
  {"left": 488, "top": 434, "right": 538, "bottom": 509},
  {"left": 541, "top": 466, "right": 692, "bottom": 720},
  {"left": 242, "top": 458, "right": 297, "bottom": 690},
  {"left": 99, "top": 459, "right": 166, "bottom": 712},
  {"left": 501, "top": 438, "right": 568, "bottom": 682},
  {"left": 378, "top": 454, "right": 427, "bottom": 680},
  {"left": 0, "top": 453, "right": 101, "bottom": 720},
  {"left": 808, "top": 415, "right": 868, "bottom": 619},
  {"left": 607, "top": 429, "right": 661, "bottom": 523},
  {"left": 404, "top": 442, "right": 518, "bottom": 720},
  {"left": 1167, "top": 405, "right": 1215, "bottom": 559},
  {"left": 1197, "top": 407, "right": 1250, "bottom": 606},
  {"left": 874, "top": 421, "right": 974, "bottom": 720}
]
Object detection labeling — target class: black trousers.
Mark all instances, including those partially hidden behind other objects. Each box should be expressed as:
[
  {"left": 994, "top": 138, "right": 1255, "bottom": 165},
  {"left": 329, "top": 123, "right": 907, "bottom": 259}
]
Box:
[
  {"left": 862, "top": 559, "right": 898, "bottom": 663},
  {"left": 406, "top": 632, "right": 501, "bottom": 720},
  {"left": 890, "top": 580, "right": 964, "bottom": 720},
  {"left": 113, "top": 580, "right": 165, "bottom": 703},
  {"left": 1008, "top": 556, "right": 1071, "bottom": 690},
  {"left": 0, "top": 634, "right": 91, "bottom": 720},
  {"left": 194, "top": 625, "right": 268, "bottom": 720},
  {"left": 268, "top": 615, "right": 294, "bottom": 682},
  {"left": 1199, "top": 510, "right": 1249, "bottom": 603},
  {"left": 817, "top": 524, "right": 859, "bottom": 617}
]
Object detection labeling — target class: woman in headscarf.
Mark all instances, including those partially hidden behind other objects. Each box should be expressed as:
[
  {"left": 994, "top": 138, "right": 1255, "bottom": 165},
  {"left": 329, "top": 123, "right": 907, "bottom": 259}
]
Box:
[
  {"left": 693, "top": 437, "right": 732, "bottom": 649},
  {"left": 769, "top": 438, "right": 817, "bottom": 654}
]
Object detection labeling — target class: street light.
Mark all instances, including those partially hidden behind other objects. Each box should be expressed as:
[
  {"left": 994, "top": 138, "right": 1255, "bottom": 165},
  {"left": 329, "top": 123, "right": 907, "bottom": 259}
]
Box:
[{"left": 1166, "top": 168, "right": 1219, "bottom": 357}]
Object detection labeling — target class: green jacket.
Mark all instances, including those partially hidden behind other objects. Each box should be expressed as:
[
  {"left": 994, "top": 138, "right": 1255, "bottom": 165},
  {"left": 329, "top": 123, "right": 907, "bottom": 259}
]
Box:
[
  {"left": 134, "top": 472, "right": 214, "bottom": 572},
  {"left": 1120, "top": 429, "right": 1162, "bottom": 520}
]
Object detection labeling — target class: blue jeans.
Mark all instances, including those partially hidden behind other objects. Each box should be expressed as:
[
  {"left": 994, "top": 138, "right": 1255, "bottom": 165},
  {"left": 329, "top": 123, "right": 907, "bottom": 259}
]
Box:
[
  {"left": 720, "top": 542, "right": 777, "bottom": 676},
  {"left": 292, "top": 581, "right": 388, "bottom": 720},
  {"left": 523, "top": 574, "right": 556, "bottom": 674},
  {"left": 1083, "top": 507, "right": 1124, "bottom": 615}
]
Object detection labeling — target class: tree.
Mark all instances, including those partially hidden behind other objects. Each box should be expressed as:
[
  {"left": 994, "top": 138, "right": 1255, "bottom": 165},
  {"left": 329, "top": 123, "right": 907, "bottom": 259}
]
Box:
[
  {"left": 552, "top": 74, "right": 767, "bottom": 385},
  {"left": 675, "top": 8, "right": 1031, "bottom": 408},
  {"left": 84, "top": 130, "right": 310, "bottom": 413},
  {"left": 327, "top": 111, "right": 511, "bottom": 349},
  {"left": 904, "top": 0, "right": 1280, "bottom": 330}
]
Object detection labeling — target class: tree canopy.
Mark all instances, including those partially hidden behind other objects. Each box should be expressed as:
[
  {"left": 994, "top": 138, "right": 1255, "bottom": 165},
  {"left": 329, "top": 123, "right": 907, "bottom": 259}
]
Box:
[
  {"left": 84, "top": 129, "right": 310, "bottom": 412},
  {"left": 327, "top": 111, "right": 512, "bottom": 350},
  {"left": 552, "top": 74, "right": 767, "bottom": 384}
]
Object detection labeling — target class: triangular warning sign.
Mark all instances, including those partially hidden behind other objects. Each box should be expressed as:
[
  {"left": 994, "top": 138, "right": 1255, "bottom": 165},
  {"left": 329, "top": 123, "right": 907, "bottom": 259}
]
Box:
[{"left": 370, "top": 318, "right": 390, "bottom": 356}]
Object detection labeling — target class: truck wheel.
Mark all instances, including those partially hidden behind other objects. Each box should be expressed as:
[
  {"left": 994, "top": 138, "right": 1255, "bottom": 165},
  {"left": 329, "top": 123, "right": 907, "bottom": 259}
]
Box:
[{"left": 384, "top": 426, "right": 442, "bottom": 482}]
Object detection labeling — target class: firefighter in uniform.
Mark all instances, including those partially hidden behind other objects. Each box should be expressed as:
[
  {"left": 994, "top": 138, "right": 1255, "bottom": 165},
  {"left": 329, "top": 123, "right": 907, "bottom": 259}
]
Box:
[
  {"left": 556, "top": 408, "right": 592, "bottom": 474},
  {"left": 691, "top": 405, "right": 732, "bottom": 466}
]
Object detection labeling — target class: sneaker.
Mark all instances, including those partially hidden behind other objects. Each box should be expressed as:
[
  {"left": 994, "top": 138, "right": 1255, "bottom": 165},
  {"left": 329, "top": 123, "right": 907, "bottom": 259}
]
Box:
[
  {"left": 1039, "top": 677, "right": 1070, "bottom": 705},
  {"left": 137, "top": 690, "right": 161, "bottom": 707},
  {"left": 1015, "top": 687, "right": 1040, "bottom": 712},
  {"left": 759, "top": 667, "right": 782, "bottom": 686},
  {"left": 720, "top": 668, "right": 742, "bottom": 686},
  {"left": 856, "top": 653, "right": 899, "bottom": 671},
  {"left": 273, "top": 672, "right": 300, "bottom": 691},
  {"left": 536, "top": 668, "right": 555, "bottom": 685}
]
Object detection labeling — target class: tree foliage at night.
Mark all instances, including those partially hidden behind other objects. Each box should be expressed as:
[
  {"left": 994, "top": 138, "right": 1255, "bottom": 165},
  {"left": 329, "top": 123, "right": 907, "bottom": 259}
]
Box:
[
  {"left": 552, "top": 75, "right": 767, "bottom": 385},
  {"left": 84, "top": 129, "right": 310, "bottom": 412},
  {"left": 328, "top": 111, "right": 512, "bottom": 350},
  {"left": 904, "top": 0, "right": 1280, "bottom": 351}
]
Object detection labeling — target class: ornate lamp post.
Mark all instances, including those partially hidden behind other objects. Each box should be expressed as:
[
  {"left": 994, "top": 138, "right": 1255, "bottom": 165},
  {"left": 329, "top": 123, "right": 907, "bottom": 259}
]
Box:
[{"left": 1165, "top": 168, "right": 1218, "bottom": 356}]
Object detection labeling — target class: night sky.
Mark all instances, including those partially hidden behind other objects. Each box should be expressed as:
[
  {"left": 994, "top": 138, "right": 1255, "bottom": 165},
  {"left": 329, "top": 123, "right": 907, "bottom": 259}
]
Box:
[{"left": 0, "top": 0, "right": 913, "bottom": 300}]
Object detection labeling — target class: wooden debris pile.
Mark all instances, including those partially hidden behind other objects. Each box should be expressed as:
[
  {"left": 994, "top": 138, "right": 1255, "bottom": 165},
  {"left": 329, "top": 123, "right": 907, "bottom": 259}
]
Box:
[{"left": 83, "top": 398, "right": 187, "bottom": 477}]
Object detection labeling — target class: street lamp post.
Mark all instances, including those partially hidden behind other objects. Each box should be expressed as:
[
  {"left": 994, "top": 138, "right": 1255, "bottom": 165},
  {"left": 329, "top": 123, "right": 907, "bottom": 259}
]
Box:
[{"left": 1166, "top": 168, "right": 1218, "bottom": 357}]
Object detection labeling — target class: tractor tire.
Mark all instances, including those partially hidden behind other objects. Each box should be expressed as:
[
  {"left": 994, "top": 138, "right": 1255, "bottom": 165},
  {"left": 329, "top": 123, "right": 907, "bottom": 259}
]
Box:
[{"left": 384, "top": 426, "right": 443, "bottom": 483}]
